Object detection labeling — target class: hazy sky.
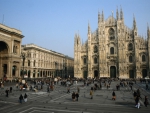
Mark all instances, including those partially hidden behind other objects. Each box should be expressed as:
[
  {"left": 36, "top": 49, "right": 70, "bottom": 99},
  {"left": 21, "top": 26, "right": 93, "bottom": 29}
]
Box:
[{"left": 0, "top": 0, "right": 150, "bottom": 58}]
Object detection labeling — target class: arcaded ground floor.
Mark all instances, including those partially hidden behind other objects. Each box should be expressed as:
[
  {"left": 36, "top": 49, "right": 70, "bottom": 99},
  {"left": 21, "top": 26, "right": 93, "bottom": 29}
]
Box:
[{"left": 75, "top": 66, "right": 149, "bottom": 79}]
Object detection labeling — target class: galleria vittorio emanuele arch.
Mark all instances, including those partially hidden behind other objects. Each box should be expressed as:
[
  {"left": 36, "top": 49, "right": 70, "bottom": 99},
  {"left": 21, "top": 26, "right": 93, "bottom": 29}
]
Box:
[
  {"left": 0, "top": 24, "right": 74, "bottom": 81},
  {"left": 74, "top": 8, "right": 150, "bottom": 79}
]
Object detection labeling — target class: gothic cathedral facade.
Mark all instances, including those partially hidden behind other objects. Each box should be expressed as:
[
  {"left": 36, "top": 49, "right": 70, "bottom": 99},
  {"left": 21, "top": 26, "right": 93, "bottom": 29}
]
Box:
[{"left": 74, "top": 8, "right": 150, "bottom": 79}]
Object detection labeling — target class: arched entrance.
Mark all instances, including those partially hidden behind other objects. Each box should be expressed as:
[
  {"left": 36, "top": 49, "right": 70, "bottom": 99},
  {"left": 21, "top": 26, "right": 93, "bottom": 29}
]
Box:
[
  {"left": 28, "top": 70, "right": 30, "bottom": 78},
  {"left": 129, "top": 70, "right": 134, "bottom": 78},
  {"left": 94, "top": 70, "right": 98, "bottom": 78},
  {"left": 0, "top": 41, "right": 8, "bottom": 54},
  {"left": 12, "top": 65, "right": 17, "bottom": 76},
  {"left": 110, "top": 66, "right": 116, "bottom": 78},
  {"left": 142, "top": 69, "right": 147, "bottom": 78},
  {"left": 0, "top": 41, "right": 9, "bottom": 78},
  {"left": 83, "top": 70, "right": 88, "bottom": 79}
]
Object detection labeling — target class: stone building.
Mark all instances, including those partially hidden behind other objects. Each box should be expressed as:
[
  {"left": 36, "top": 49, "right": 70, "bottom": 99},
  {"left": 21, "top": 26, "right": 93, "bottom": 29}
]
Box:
[
  {"left": 0, "top": 24, "right": 24, "bottom": 80},
  {"left": 21, "top": 44, "right": 74, "bottom": 79},
  {"left": 74, "top": 8, "right": 150, "bottom": 79},
  {"left": 0, "top": 24, "right": 74, "bottom": 80}
]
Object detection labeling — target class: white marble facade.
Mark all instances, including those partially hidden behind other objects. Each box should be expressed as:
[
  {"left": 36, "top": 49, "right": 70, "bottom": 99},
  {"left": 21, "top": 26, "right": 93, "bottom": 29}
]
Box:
[{"left": 74, "top": 8, "right": 150, "bottom": 79}]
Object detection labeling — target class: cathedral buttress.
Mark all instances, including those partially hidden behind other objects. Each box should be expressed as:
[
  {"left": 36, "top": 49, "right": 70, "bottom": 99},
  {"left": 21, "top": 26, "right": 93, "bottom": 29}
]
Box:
[
  {"left": 74, "top": 33, "right": 81, "bottom": 78},
  {"left": 88, "top": 23, "right": 92, "bottom": 78}
]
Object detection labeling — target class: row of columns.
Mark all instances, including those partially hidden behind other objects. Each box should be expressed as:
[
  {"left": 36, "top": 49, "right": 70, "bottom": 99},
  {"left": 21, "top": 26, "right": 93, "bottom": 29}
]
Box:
[{"left": 21, "top": 68, "right": 67, "bottom": 78}]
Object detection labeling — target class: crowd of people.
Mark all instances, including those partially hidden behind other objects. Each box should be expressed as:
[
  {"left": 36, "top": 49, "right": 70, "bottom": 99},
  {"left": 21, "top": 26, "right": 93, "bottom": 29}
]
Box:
[{"left": 0, "top": 77, "right": 149, "bottom": 108}]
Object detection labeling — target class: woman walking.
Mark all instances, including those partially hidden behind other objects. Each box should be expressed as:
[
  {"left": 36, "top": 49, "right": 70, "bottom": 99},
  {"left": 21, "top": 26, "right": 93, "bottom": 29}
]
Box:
[
  {"left": 112, "top": 91, "right": 116, "bottom": 100},
  {"left": 24, "top": 93, "right": 28, "bottom": 102},
  {"left": 135, "top": 96, "right": 140, "bottom": 109}
]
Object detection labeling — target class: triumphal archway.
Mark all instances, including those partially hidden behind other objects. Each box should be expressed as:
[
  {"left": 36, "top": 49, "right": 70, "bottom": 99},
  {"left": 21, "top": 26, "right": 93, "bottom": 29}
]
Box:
[{"left": 0, "top": 24, "right": 24, "bottom": 80}]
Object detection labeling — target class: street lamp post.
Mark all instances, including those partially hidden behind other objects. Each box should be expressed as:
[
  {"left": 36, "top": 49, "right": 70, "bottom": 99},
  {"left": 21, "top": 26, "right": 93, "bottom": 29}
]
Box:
[{"left": 21, "top": 52, "right": 26, "bottom": 79}]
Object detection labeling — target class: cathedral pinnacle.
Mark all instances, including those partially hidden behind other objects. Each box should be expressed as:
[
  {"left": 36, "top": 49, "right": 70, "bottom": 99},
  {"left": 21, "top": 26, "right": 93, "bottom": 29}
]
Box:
[
  {"left": 116, "top": 6, "right": 119, "bottom": 20},
  {"left": 133, "top": 14, "right": 137, "bottom": 30},
  {"left": 88, "top": 22, "right": 91, "bottom": 34},
  {"left": 98, "top": 11, "right": 101, "bottom": 24},
  {"left": 147, "top": 23, "right": 150, "bottom": 39},
  {"left": 102, "top": 10, "right": 104, "bottom": 22},
  {"left": 120, "top": 6, "right": 124, "bottom": 20}
]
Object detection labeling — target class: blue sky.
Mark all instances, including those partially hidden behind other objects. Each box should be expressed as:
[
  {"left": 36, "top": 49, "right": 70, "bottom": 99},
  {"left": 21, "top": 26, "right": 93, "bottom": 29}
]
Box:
[{"left": 0, "top": 0, "right": 150, "bottom": 58}]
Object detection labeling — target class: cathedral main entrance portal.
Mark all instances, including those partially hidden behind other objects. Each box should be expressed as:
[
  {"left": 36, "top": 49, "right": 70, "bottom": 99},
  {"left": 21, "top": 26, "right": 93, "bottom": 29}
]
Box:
[
  {"left": 142, "top": 69, "right": 147, "bottom": 78},
  {"left": 129, "top": 70, "right": 134, "bottom": 78},
  {"left": 110, "top": 66, "right": 116, "bottom": 78},
  {"left": 83, "top": 71, "right": 88, "bottom": 79},
  {"left": 94, "top": 70, "right": 98, "bottom": 78}
]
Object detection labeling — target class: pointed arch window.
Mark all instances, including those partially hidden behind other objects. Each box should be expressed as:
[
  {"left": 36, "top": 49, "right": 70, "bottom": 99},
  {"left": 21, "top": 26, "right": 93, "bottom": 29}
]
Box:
[
  {"left": 110, "top": 47, "right": 114, "bottom": 54},
  {"left": 83, "top": 58, "right": 86, "bottom": 64},
  {"left": 142, "top": 55, "right": 146, "bottom": 62},
  {"left": 128, "top": 43, "right": 133, "bottom": 51},
  {"left": 94, "top": 57, "right": 98, "bottom": 64},
  {"left": 94, "top": 46, "right": 98, "bottom": 53},
  {"left": 129, "top": 56, "right": 133, "bottom": 63}
]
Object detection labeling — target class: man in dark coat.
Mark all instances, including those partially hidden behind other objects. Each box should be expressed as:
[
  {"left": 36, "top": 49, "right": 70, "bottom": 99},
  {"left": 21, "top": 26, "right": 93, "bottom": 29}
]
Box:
[
  {"left": 72, "top": 92, "right": 75, "bottom": 101},
  {"left": 75, "top": 92, "right": 79, "bottom": 101},
  {"left": 5, "top": 88, "right": 9, "bottom": 97},
  {"left": 19, "top": 94, "right": 23, "bottom": 103}
]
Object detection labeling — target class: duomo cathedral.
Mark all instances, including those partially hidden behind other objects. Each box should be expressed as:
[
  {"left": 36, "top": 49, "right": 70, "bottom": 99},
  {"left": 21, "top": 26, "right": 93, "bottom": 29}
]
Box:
[{"left": 74, "top": 8, "right": 150, "bottom": 79}]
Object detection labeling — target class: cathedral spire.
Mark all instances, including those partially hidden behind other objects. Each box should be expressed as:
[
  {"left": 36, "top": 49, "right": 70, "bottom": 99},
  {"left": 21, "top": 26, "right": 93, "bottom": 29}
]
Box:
[
  {"left": 147, "top": 23, "right": 150, "bottom": 39},
  {"left": 98, "top": 11, "right": 101, "bottom": 24},
  {"left": 116, "top": 6, "right": 119, "bottom": 20},
  {"left": 133, "top": 14, "right": 137, "bottom": 30},
  {"left": 102, "top": 10, "right": 104, "bottom": 22},
  {"left": 147, "top": 23, "right": 149, "bottom": 32},
  {"left": 112, "top": 11, "right": 114, "bottom": 18},
  {"left": 88, "top": 22, "right": 91, "bottom": 34},
  {"left": 120, "top": 6, "right": 124, "bottom": 20}
]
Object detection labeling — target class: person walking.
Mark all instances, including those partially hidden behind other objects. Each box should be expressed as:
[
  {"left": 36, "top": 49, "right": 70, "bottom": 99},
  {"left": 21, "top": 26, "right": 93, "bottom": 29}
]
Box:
[
  {"left": 72, "top": 91, "right": 75, "bottom": 101},
  {"left": 112, "top": 91, "right": 116, "bottom": 100},
  {"left": 75, "top": 92, "right": 79, "bottom": 101},
  {"left": 10, "top": 87, "right": 12, "bottom": 93},
  {"left": 135, "top": 96, "right": 140, "bottom": 109},
  {"left": 5, "top": 88, "right": 9, "bottom": 97},
  {"left": 130, "top": 85, "right": 133, "bottom": 91},
  {"left": 133, "top": 91, "right": 137, "bottom": 104},
  {"left": 90, "top": 90, "right": 93, "bottom": 99},
  {"left": 67, "top": 87, "right": 70, "bottom": 93},
  {"left": 144, "top": 96, "right": 149, "bottom": 107},
  {"left": 19, "top": 94, "right": 23, "bottom": 103},
  {"left": 24, "top": 93, "right": 28, "bottom": 102}
]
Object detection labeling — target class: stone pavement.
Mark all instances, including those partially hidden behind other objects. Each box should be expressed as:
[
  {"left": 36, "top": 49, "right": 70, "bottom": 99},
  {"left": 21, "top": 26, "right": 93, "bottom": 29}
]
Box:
[{"left": 0, "top": 80, "right": 150, "bottom": 113}]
